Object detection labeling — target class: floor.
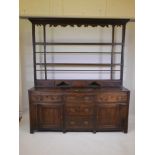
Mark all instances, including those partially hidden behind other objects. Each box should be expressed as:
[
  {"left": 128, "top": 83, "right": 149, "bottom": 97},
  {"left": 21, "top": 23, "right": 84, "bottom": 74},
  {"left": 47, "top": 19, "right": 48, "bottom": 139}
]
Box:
[{"left": 19, "top": 111, "right": 135, "bottom": 155}]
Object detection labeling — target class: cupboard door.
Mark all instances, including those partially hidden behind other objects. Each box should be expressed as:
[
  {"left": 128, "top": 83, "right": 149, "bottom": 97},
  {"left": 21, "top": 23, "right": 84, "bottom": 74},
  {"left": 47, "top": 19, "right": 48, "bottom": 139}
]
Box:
[
  {"left": 37, "top": 103, "right": 63, "bottom": 130},
  {"left": 96, "top": 104, "right": 120, "bottom": 130}
]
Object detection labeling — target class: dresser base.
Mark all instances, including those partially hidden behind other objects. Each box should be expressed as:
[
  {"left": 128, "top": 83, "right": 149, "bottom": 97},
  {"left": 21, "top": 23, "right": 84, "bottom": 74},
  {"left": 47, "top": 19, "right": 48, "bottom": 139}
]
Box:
[{"left": 29, "top": 87, "right": 130, "bottom": 134}]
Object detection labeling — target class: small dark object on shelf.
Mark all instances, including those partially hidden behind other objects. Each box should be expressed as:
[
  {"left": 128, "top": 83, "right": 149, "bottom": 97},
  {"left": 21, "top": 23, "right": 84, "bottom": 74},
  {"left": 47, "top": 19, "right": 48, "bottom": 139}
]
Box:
[
  {"left": 56, "top": 81, "right": 70, "bottom": 88},
  {"left": 89, "top": 81, "right": 101, "bottom": 87}
]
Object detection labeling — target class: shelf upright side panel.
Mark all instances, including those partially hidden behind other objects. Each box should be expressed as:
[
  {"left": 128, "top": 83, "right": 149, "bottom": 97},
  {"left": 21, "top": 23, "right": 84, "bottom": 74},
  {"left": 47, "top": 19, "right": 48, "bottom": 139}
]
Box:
[
  {"left": 120, "top": 24, "right": 126, "bottom": 85},
  {"left": 32, "top": 24, "right": 37, "bottom": 86},
  {"left": 111, "top": 25, "right": 115, "bottom": 80},
  {"left": 43, "top": 25, "right": 47, "bottom": 79}
]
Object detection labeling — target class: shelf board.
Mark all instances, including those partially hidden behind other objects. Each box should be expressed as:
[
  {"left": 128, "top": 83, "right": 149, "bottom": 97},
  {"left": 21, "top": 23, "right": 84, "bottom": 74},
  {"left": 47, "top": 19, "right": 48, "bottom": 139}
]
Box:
[
  {"left": 28, "top": 17, "right": 130, "bottom": 27},
  {"left": 35, "top": 42, "right": 122, "bottom": 46},
  {"left": 36, "top": 70, "right": 121, "bottom": 72},
  {"left": 36, "top": 63, "right": 122, "bottom": 66},
  {"left": 35, "top": 52, "right": 121, "bottom": 54}
]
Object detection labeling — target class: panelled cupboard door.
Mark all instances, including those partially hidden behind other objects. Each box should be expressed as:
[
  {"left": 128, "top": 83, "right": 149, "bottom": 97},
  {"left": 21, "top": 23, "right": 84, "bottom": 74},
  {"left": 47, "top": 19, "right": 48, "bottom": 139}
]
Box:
[
  {"left": 37, "top": 103, "right": 63, "bottom": 130},
  {"left": 19, "top": 0, "right": 50, "bottom": 16},
  {"left": 96, "top": 104, "right": 121, "bottom": 129}
]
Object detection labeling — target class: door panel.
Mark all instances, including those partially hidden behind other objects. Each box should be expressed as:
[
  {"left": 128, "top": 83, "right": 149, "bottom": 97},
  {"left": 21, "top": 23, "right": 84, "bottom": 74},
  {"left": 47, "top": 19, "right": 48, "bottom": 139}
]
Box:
[
  {"left": 96, "top": 104, "right": 120, "bottom": 129},
  {"left": 38, "top": 103, "right": 63, "bottom": 129}
]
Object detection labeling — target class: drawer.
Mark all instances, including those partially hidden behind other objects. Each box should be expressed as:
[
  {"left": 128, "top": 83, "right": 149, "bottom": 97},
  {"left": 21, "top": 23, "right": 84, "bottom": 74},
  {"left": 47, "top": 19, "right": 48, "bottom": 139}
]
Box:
[
  {"left": 97, "top": 92, "right": 128, "bottom": 103},
  {"left": 65, "top": 94, "right": 94, "bottom": 103},
  {"left": 65, "top": 105, "right": 94, "bottom": 116},
  {"left": 31, "top": 94, "right": 62, "bottom": 102},
  {"left": 65, "top": 117, "right": 93, "bottom": 129}
]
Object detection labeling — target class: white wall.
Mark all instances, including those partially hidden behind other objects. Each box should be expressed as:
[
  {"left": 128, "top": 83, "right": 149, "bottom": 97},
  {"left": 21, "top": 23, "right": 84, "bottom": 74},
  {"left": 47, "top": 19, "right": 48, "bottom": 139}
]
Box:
[
  {"left": 19, "top": 19, "right": 135, "bottom": 115},
  {"left": 20, "top": 20, "right": 33, "bottom": 112},
  {"left": 124, "top": 22, "right": 135, "bottom": 115},
  {"left": 20, "top": 0, "right": 134, "bottom": 18}
]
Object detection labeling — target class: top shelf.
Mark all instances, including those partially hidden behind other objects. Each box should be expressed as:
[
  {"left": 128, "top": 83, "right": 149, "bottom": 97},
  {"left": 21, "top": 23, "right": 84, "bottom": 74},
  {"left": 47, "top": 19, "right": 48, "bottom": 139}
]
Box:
[{"left": 28, "top": 17, "right": 130, "bottom": 27}]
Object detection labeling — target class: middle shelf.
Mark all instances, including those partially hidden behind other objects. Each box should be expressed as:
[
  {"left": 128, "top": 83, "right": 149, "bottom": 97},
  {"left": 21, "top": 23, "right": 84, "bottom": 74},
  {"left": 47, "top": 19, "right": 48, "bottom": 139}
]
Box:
[
  {"left": 36, "top": 63, "right": 122, "bottom": 66},
  {"left": 35, "top": 52, "right": 121, "bottom": 54}
]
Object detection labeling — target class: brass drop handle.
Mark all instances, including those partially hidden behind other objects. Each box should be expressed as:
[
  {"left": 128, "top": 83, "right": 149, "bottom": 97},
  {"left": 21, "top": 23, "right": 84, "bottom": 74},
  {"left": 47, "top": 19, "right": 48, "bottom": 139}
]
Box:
[
  {"left": 84, "top": 121, "right": 88, "bottom": 125},
  {"left": 74, "top": 89, "right": 80, "bottom": 92},
  {"left": 84, "top": 108, "right": 89, "bottom": 112},
  {"left": 70, "top": 108, "right": 76, "bottom": 112},
  {"left": 84, "top": 96, "right": 90, "bottom": 100},
  {"left": 38, "top": 96, "right": 43, "bottom": 101},
  {"left": 70, "top": 121, "right": 75, "bottom": 125}
]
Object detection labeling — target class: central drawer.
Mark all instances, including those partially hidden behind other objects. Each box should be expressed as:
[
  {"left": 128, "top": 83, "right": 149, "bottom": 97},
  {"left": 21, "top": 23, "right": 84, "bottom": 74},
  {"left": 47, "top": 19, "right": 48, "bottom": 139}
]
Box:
[{"left": 65, "top": 105, "right": 94, "bottom": 116}]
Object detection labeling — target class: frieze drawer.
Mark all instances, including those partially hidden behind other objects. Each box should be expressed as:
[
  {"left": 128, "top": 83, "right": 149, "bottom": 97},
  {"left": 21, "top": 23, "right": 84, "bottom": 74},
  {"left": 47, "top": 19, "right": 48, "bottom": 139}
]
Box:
[
  {"left": 97, "top": 92, "right": 128, "bottom": 103},
  {"left": 65, "top": 95, "right": 94, "bottom": 102},
  {"left": 31, "top": 95, "right": 62, "bottom": 102}
]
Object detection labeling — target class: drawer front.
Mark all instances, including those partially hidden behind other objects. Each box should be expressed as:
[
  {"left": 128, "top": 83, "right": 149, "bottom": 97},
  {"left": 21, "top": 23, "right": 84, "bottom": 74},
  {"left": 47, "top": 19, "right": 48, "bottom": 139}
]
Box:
[
  {"left": 65, "top": 94, "right": 94, "bottom": 103},
  {"left": 97, "top": 92, "right": 128, "bottom": 103},
  {"left": 31, "top": 94, "right": 62, "bottom": 102},
  {"left": 65, "top": 117, "right": 93, "bottom": 129},
  {"left": 65, "top": 105, "right": 94, "bottom": 116}
]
